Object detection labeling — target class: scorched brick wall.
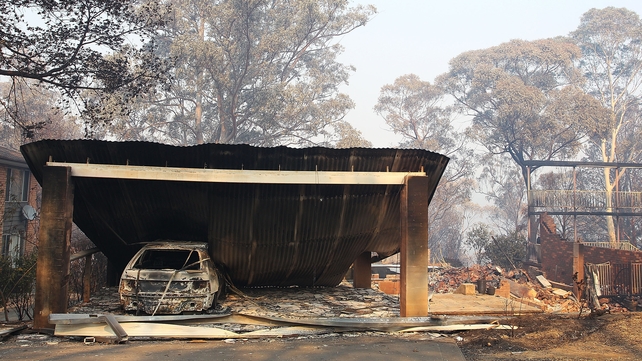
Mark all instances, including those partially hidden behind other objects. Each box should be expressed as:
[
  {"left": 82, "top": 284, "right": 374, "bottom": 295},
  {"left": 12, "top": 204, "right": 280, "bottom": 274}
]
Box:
[{"left": 540, "top": 213, "right": 642, "bottom": 285}]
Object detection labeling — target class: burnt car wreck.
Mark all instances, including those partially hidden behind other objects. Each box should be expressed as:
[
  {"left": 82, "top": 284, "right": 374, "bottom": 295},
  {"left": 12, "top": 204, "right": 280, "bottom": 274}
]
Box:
[{"left": 119, "top": 242, "right": 225, "bottom": 315}]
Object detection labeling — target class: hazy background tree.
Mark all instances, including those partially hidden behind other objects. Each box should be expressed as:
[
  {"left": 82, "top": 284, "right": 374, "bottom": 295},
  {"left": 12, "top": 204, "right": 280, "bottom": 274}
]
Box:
[
  {"left": 465, "top": 224, "right": 492, "bottom": 265},
  {"left": 374, "top": 74, "right": 474, "bottom": 261},
  {"left": 477, "top": 155, "right": 528, "bottom": 235},
  {"left": 571, "top": 7, "right": 642, "bottom": 243},
  {"left": 332, "top": 122, "right": 372, "bottom": 148},
  {"left": 437, "top": 38, "right": 602, "bottom": 189},
  {"left": 104, "top": 0, "right": 376, "bottom": 147},
  {"left": 0, "top": 81, "right": 82, "bottom": 150},
  {"left": 435, "top": 37, "right": 607, "bottom": 257}
]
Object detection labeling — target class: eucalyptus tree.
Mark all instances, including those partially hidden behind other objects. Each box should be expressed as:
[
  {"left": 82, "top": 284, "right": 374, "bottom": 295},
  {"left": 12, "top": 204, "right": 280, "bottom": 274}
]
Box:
[
  {"left": 332, "top": 122, "right": 372, "bottom": 148},
  {"left": 436, "top": 38, "right": 603, "bottom": 189},
  {"left": 374, "top": 74, "right": 474, "bottom": 261},
  {"left": 477, "top": 154, "right": 528, "bottom": 235},
  {"left": 0, "top": 0, "right": 170, "bottom": 131},
  {"left": 0, "top": 81, "right": 82, "bottom": 150},
  {"left": 571, "top": 7, "right": 642, "bottom": 243},
  {"left": 117, "top": 0, "right": 376, "bottom": 146}
]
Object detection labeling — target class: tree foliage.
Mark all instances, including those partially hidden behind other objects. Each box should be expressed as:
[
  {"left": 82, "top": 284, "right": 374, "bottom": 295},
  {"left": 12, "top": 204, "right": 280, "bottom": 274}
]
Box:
[
  {"left": 437, "top": 38, "right": 604, "bottom": 188},
  {"left": 465, "top": 224, "right": 492, "bottom": 265},
  {"left": 0, "top": 81, "right": 82, "bottom": 149},
  {"left": 375, "top": 74, "right": 454, "bottom": 150},
  {"left": 477, "top": 155, "right": 527, "bottom": 235},
  {"left": 571, "top": 7, "right": 642, "bottom": 243},
  {"left": 572, "top": 7, "right": 642, "bottom": 153},
  {"left": 464, "top": 225, "right": 525, "bottom": 268},
  {"left": 486, "top": 232, "right": 526, "bottom": 270},
  {"left": 0, "top": 253, "right": 37, "bottom": 321},
  {"left": 105, "top": 0, "right": 376, "bottom": 146},
  {"left": 332, "top": 121, "right": 372, "bottom": 148},
  {"left": 0, "top": 0, "right": 170, "bottom": 128},
  {"left": 374, "top": 74, "right": 474, "bottom": 261}
]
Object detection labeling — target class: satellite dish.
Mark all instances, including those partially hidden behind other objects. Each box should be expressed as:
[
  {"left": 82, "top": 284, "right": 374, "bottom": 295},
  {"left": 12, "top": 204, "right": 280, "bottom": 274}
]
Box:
[{"left": 22, "top": 205, "right": 37, "bottom": 220}]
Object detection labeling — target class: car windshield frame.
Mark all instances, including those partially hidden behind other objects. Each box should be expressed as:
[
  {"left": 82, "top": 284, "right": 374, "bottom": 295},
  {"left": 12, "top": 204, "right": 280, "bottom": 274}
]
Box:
[{"left": 132, "top": 248, "right": 202, "bottom": 270}]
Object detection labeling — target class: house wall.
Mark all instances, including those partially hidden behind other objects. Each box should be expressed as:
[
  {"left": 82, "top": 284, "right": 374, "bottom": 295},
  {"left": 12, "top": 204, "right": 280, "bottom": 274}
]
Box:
[
  {"left": 540, "top": 214, "right": 574, "bottom": 284},
  {"left": 25, "top": 173, "right": 40, "bottom": 255},
  {"left": 582, "top": 244, "right": 642, "bottom": 265},
  {"left": 0, "top": 165, "right": 6, "bottom": 245},
  {"left": 540, "top": 213, "right": 642, "bottom": 285},
  {"left": 0, "top": 166, "right": 41, "bottom": 257}
]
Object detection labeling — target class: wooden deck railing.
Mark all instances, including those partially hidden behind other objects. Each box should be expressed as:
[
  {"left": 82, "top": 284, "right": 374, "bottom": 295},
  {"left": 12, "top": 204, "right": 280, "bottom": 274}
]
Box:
[
  {"left": 582, "top": 241, "right": 640, "bottom": 251},
  {"left": 530, "top": 190, "right": 642, "bottom": 210}
]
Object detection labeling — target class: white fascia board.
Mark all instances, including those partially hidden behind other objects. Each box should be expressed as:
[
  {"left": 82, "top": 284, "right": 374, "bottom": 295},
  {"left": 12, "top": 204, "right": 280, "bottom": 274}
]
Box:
[{"left": 45, "top": 162, "right": 425, "bottom": 185}]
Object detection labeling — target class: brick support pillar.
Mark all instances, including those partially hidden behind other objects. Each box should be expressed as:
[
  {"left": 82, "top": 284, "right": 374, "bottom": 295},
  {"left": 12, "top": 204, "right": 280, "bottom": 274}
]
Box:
[
  {"left": 352, "top": 252, "right": 372, "bottom": 288},
  {"left": 34, "top": 166, "right": 74, "bottom": 331},
  {"left": 400, "top": 176, "right": 429, "bottom": 317}
]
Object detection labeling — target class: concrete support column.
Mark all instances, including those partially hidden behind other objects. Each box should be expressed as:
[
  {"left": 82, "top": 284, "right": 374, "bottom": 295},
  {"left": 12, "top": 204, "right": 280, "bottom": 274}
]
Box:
[
  {"left": 352, "top": 252, "right": 372, "bottom": 289},
  {"left": 34, "top": 166, "right": 74, "bottom": 331},
  {"left": 400, "top": 176, "right": 429, "bottom": 317}
]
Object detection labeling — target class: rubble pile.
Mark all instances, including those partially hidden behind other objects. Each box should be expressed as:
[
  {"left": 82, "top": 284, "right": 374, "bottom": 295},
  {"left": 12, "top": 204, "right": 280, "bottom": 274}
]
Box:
[
  {"left": 427, "top": 264, "right": 582, "bottom": 313},
  {"left": 223, "top": 283, "right": 400, "bottom": 318},
  {"left": 69, "top": 288, "right": 122, "bottom": 315},
  {"left": 69, "top": 265, "right": 639, "bottom": 319},
  {"left": 69, "top": 282, "right": 400, "bottom": 319},
  {"left": 429, "top": 264, "right": 505, "bottom": 294},
  {"left": 597, "top": 296, "right": 640, "bottom": 313},
  {"left": 534, "top": 287, "right": 578, "bottom": 313}
]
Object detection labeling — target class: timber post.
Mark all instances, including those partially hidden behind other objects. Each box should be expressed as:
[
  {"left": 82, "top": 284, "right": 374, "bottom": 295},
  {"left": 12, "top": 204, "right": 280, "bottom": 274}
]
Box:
[
  {"left": 352, "top": 252, "right": 372, "bottom": 288},
  {"left": 400, "top": 175, "right": 429, "bottom": 317},
  {"left": 573, "top": 241, "right": 585, "bottom": 299},
  {"left": 83, "top": 254, "right": 92, "bottom": 303},
  {"left": 34, "top": 166, "right": 74, "bottom": 331}
]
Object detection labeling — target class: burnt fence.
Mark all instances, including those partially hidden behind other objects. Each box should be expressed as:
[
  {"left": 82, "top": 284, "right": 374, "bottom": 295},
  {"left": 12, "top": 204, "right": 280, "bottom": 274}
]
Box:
[{"left": 586, "top": 263, "right": 642, "bottom": 296}]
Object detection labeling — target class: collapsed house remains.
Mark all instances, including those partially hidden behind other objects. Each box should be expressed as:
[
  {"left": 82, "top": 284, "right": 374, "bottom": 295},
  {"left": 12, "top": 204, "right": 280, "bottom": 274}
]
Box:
[
  {"left": 519, "top": 160, "right": 642, "bottom": 312},
  {"left": 539, "top": 213, "right": 642, "bottom": 312}
]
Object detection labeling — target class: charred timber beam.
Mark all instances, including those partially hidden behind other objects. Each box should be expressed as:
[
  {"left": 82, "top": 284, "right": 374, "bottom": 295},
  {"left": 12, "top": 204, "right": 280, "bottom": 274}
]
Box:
[
  {"left": 83, "top": 254, "right": 92, "bottom": 304},
  {"left": 528, "top": 210, "right": 642, "bottom": 217},
  {"left": 573, "top": 242, "right": 584, "bottom": 299},
  {"left": 523, "top": 160, "right": 642, "bottom": 168},
  {"left": 70, "top": 247, "right": 100, "bottom": 261},
  {"left": 34, "top": 166, "right": 74, "bottom": 331},
  {"left": 400, "top": 176, "right": 429, "bottom": 317},
  {"left": 45, "top": 162, "right": 425, "bottom": 185}
]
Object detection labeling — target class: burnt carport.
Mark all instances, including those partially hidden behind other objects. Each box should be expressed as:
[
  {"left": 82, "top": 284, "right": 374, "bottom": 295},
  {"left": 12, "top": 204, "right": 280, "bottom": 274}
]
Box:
[{"left": 20, "top": 140, "right": 448, "bottom": 330}]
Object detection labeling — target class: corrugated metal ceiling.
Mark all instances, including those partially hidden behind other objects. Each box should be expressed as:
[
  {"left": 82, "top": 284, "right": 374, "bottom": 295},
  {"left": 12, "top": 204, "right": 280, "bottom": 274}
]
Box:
[{"left": 21, "top": 140, "right": 449, "bottom": 287}]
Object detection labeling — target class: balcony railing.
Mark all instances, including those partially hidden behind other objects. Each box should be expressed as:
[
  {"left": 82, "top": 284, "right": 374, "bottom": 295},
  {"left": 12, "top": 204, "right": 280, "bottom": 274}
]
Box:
[
  {"left": 582, "top": 241, "right": 640, "bottom": 251},
  {"left": 530, "top": 190, "right": 642, "bottom": 210}
]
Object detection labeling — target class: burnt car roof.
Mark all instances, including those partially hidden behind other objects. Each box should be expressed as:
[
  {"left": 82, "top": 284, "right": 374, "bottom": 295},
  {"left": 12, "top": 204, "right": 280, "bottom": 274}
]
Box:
[{"left": 21, "top": 140, "right": 448, "bottom": 287}]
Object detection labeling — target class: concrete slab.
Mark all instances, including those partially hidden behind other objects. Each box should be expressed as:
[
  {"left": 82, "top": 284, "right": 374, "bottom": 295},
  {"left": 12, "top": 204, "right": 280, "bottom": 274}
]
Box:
[{"left": 429, "top": 294, "right": 543, "bottom": 315}]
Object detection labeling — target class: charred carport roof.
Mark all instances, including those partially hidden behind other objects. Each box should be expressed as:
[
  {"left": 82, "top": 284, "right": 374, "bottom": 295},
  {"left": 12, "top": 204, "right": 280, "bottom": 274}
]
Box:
[{"left": 21, "top": 140, "right": 448, "bottom": 287}]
